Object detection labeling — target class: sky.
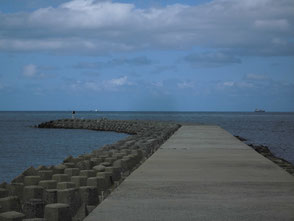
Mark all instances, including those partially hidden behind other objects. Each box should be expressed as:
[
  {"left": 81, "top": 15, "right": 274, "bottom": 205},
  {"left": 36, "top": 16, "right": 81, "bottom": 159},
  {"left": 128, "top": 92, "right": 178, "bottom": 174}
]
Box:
[{"left": 0, "top": 0, "right": 293, "bottom": 111}]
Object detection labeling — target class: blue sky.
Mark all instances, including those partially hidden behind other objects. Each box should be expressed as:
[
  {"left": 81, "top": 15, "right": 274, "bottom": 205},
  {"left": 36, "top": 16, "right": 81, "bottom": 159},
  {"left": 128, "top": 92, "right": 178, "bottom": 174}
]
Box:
[{"left": 0, "top": 0, "right": 293, "bottom": 111}]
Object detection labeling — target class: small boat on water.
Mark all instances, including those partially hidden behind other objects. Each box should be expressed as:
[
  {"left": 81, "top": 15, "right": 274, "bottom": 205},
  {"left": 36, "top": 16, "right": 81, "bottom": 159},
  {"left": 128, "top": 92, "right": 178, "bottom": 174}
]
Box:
[{"left": 255, "top": 109, "right": 265, "bottom": 112}]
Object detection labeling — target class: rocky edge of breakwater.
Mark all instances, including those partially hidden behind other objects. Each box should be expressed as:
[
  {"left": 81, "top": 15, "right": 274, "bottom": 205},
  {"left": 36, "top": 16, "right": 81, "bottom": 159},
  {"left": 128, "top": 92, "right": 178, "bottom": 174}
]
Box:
[{"left": 0, "top": 118, "right": 180, "bottom": 221}]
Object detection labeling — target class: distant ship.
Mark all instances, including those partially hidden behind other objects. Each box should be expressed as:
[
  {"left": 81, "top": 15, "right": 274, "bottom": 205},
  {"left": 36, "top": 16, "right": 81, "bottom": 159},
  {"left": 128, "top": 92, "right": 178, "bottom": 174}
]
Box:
[{"left": 254, "top": 109, "right": 265, "bottom": 112}]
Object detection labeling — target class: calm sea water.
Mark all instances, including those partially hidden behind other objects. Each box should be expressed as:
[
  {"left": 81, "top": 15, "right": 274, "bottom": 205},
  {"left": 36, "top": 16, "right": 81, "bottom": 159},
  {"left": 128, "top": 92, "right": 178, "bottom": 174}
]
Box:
[{"left": 0, "top": 111, "right": 293, "bottom": 183}]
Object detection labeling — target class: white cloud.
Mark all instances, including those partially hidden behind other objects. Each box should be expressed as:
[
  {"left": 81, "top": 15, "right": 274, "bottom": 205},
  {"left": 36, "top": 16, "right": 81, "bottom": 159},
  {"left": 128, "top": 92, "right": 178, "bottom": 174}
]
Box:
[
  {"left": 23, "top": 64, "right": 37, "bottom": 77},
  {"left": 177, "top": 81, "right": 194, "bottom": 89},
  {"left": 22, "top": 64, "right": 55, "bottom": 78},
  {"left": 216, "top": 73, "right": 285, "bottom": 92},
  {"left": 107, "top": 76, "right": 128, "bottom": 86},
  {"left": 151, "top": 81, "right": 163, "bottom": 87},
  {"left": 223, "top": 81, "right": 234, "bottom": 87},
  {"left": 103, "top": 76, "right": 134, "bottom": 90},
  {"left": 68, "top": 76, "right": 133, "bottom": 92},
  {"left": 0, "top": 0, "right": 293, "bottom": 56},
  {"left": 237, "top": 81, "right": 254, "bottom": 88}
]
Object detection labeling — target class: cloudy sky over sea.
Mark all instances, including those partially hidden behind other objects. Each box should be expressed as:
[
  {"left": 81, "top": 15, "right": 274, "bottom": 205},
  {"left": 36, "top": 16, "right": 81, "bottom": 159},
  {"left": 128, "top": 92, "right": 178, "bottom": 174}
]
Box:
[{"left": 0, "top": 0, "right": 293, "bottom": 111}]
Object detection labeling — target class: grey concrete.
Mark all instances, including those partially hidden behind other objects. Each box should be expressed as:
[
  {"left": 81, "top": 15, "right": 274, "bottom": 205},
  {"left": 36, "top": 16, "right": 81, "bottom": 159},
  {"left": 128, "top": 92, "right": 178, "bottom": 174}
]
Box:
[{"left": 85, "top": 126, "right": 294, "bottom": 221}]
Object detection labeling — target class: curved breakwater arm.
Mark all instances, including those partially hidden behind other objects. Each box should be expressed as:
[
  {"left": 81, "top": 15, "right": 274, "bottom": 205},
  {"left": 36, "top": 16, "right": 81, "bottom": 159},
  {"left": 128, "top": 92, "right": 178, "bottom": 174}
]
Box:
[{"left": 0, "top": 118, "right": 181, "bottom": 220}]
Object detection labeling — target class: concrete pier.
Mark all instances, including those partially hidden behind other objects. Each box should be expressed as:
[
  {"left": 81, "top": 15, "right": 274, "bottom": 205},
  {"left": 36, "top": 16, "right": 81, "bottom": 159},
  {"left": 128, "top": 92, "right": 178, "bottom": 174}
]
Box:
[{"left": 85, "top": 125, "right": 294, "bottom": 221}]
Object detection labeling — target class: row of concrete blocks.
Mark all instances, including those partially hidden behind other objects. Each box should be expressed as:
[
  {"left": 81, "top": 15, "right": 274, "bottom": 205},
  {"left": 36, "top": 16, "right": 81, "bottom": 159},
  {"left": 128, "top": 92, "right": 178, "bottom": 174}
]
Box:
[
  {"left": 38, "top": 119, "right": 178, "bottom": 137},
  {"left": 0, "top": 119, "right": 180, "bottom": 220},
  {"left": 0, "top": 203, "right": 86, "bottom": 221},
  {"left": 40, "top": 119, "right": 139, "bottom": 135},
  {"left": 0, "top": 151, "right": 144, "bottom": 220}
]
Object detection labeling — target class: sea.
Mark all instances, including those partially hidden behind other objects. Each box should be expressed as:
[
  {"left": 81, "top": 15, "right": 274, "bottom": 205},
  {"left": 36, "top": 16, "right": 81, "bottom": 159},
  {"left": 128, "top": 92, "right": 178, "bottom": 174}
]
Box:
[{"left": 0, "top": 111, "right": 293, "bottom": 183}]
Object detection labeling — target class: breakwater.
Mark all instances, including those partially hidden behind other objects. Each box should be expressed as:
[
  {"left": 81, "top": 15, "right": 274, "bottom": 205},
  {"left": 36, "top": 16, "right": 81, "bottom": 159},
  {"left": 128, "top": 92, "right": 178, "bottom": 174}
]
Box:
[
  {"left": 0, "top": 118, "right": 180, "bottom": 221},
  {"left": 235, "top": 136, "right": 294, "bottom": 176},
  {"left": 85, "top": 125, "right": 294, "bottom": 221}
]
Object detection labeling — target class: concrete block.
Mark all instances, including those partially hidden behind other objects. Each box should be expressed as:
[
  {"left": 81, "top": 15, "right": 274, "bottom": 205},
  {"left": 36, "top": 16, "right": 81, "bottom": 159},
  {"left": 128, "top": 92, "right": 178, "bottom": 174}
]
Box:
[
  {"left": 38, "top": 170, "right": 53, "bottom": 181},
  {"left": 98, "top": 155, "right": 107, "bottom": 161},
  {"left": 0, "top": 183, "right": 7, "bottom": 189},
  {"left": 70, "top": 158, "right": 81, "bottom": 165},
  {"left": 113, "top": 153, "right": 124, "bottom": 159},
  {"left": 57, "top": 182, "right": 76, "bottom": 190},
  {"left": 105, "top": 166, "right": 121, "bottom": 182},
  {"left": 87, "top": 177, "right": 106, "bottom": 192},
  {"left": 101, "top": 162, "right": 111, "bottom": 167},
  {"left": 64, "top": 168, "right": 80, "bottom": 177},
  {"left": 10, "top": 175, "right": 24, "bottom": 184},
  {"left": 105, "top": 171, "right": 114, "bottom": 186},
  {"left": 90, "top": 158, "right": 101, "bottom": 166},
  {"left": 0, "top": 188, "right": 8, "bottom": 198},
  {"left": 121, "top": 149, "right": 131, "bottom": 155},
  {"left": 0, "top": 196, "right": 21, "bottom": 213},
  {"left": 22, "top": 167, "right": 38, "bottom": 176},
  {"left": 36, "top": 165, "right": 47, "bottom": 171},
  {"left": 63, "top": 163, "right": 75, "bottom": 168},
  {"left": 121, "top": 157, "right": 132, "bottom": 171},
  {"left": 127, "top": 154, "right": 138, "bottom": 167},
  {"left": 92, "top": 165, "right": 105, "bottom": 172},
  {"left": 79, "top": 186, "right": 98, "bottom": 206},
  {"left": 132, "top": 150, "right": 143, "bottom": 160},
  {"left": 71, "top": 176, "right": 87, "bottom": 187},
  {"left": 0, "top": 211, "right": 25, "bottom": 221},
  {"left": 52, "top": 174, "right": 69, "bottom": 183},
  {"left": 63, "top": 155, "right": 74, "bottom": 163},
  {"left": 79, "top": 170, "right": 95, "bottom": 178},
  {"left": 109, "top": 155, "right": 118, "bottom": 161},
  {"left": 23, "top": 199, "right": 45, "bottom": 218},
  {"left": 72, "top": 204, "right": 87, "bottom": 221},
  {"left": 76, "top": 160, "right": 92, "bottom": 170},
  {"left": 52, "top": 165, "right": 66, "bottom": 174},
  {"left": 44, "top": 203, "right": 72, "bottom": 221},
  {"left": 104, "top": 157, "right": 116, "bottom": 164},
  {"left": 39, "top": 180, "right": 57, "bottom": 190},
  {"left": 121, "top": 158, "right": 130, "bottom": 169},
  {"left": 57, "top": 188, "right": 81, "bottom": 217},
  {"left": 113, "top": 159, "right": 123, "bottom": 168},
  {"left": 6, "top": 184, "right": 24, "bottom": 200},
  {"left": 43, "top": 189, "right": 57, "bottom": 205},
  {"left": 85, "top": 205, "right": 96, "bottom": 216},
  {"left": 23, "top": 186, "right": 43, "bottom": 201},
  {"left": 96, "top": 172, "right": 112, "bottom": 188},
  {"left": 24, "top": 176, "right": 41, "bottom": 186}
]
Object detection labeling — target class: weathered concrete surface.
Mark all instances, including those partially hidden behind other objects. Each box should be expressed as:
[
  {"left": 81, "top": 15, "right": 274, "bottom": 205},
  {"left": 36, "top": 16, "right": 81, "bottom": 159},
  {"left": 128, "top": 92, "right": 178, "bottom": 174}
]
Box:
[{"left": 85, "top": 125, "right": 294, "bottom": 221}]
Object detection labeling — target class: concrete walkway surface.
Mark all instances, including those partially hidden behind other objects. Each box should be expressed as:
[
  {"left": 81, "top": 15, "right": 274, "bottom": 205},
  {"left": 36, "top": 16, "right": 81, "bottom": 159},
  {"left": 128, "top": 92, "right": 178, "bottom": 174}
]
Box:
[{"left": 85, "top": 125, "right": 294, "bottom": 221}]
